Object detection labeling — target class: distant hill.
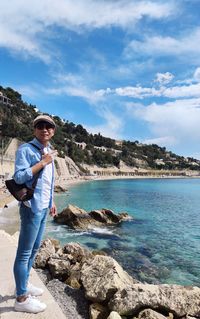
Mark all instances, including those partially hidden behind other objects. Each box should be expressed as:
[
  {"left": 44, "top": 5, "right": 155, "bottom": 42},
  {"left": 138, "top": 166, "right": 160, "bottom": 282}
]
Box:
[{"left": 1, "top": 85, "right": 200, "bottom": 172}]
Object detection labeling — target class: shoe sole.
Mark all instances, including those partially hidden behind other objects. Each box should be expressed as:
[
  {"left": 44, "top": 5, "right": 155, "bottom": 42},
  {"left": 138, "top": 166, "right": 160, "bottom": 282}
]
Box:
[{"left": 14, "top": 306, "right": 46, "bottom": 313}]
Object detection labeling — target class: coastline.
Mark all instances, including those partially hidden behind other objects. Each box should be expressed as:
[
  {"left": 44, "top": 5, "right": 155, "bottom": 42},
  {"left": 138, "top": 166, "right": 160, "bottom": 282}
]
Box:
[{"left": 1, "top": 173, "right": 200, "bottom": 211}]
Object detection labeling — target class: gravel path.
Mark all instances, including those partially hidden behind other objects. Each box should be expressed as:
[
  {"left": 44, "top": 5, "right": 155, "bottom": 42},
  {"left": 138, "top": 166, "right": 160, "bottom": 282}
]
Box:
[{"left": 36, "top": 269, "right": 90, "bottom": 319}]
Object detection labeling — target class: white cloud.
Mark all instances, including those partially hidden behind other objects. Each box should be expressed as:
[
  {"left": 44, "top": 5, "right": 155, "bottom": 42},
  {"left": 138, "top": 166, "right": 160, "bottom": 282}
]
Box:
[
  {"left": 0, "top": 0, "right": 174, "bottom": 60},
  {"left": 113, "top": 81, "right": 200, "bottom": 99},
  {"left": 193, "top": 67, "right": 200, "bottom": 82},
  {"left": 142, "top": 136, "right": 177, "bottom": 147},
  {"left": 47, "top": 86, "right": 105, "bottom": 104},
  {"left": 14, "top": 85, "right": 40, "bottom": 99},
  {"left": 46, "top": 73, "right": 107, "bottom": 104},
  {"left": 84, "top": 107, "right": 124, "bottom": 139},
  {"left": 126, "top": 98, "right": 200, "bottom": 148},
  {"left": 125, "top": 27, "right": 200, "bottom": 59},
  {"left": 0, "top": 27, "right": 50, "bottom": 62},
  {"left": 163, "top": 83, "right": 200, "bottom": 98},
  {"left": 176, "top": 67, "right": 200, "bottom": 85},
  {"left": 115, "top": 86, "right": 159, "bottom": 98},
  {"left": 154, "top": 72, "right": 174, "bottom": 85}
]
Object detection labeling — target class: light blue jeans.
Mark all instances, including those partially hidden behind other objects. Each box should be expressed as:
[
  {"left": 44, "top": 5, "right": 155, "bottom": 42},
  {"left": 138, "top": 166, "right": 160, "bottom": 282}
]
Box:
[{"left": 14, "top": 203, "right": 48, "bottom": 297}]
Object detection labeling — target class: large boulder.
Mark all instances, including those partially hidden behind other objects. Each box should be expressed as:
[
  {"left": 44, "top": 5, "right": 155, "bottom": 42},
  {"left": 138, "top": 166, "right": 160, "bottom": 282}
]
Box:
[
  {"left": 99, "top": 209, "right": 121, "bottom": 223},
  {"left": 47, "top": 242, "right": 93, "bottom": 283},
  {"left": 48, "top": 256, "right": 71, "bottom": 279},
  {"left": 34, "top": 238, "right": 58, "bottom": 268},
  {"left": 89, "top": 210, "right": 110, "bottom": 223},
  {"left": 54, "top": 185, "right": 67, "bottom": 192},
  {"left": 62, "top": 242, "right": 93, "bottom": 263},
  {"left": 54, "top": 204, "right": 92, "bottom": 229},
  {"left": 54, "top": 204, "right": 132, "bottom": 230},
  {"left": 81, "top": 255, "right": 137, "bottom": 302},
  {"left": 108, "top": 284, "right": 200, "bottom": 317}
]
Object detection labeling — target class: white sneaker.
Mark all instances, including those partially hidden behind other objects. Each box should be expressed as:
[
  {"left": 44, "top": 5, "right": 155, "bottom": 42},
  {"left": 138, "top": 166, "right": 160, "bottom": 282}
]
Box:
[
  {"left": 27, "top": 282, "right": 44, "bottom": 296},
  {"left": 14, "top": 295, "right": 47, "bottom": 313}
]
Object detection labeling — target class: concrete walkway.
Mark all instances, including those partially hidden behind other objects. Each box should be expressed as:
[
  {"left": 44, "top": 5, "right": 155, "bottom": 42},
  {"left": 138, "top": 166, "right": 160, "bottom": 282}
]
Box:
[{"left": 0, "top": 230, "right": 67, "bottom": 319}]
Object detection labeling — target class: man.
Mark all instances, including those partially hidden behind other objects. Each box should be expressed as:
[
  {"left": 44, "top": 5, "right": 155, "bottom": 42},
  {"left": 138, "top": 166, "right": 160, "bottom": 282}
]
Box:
[{"left": 13, "top": 115, "right": 58, "bottom": 313}]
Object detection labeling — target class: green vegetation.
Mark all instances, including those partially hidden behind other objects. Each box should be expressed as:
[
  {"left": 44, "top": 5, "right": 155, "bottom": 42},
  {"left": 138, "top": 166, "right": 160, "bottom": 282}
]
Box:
[{"left": 1, "top": 85, "right": 200, "bottom": 171}]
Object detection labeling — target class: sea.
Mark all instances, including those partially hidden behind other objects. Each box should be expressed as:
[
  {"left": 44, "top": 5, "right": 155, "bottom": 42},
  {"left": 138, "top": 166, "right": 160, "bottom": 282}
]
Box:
[{"left": 46, "top": 178, "right": 200, "bottom": 287}]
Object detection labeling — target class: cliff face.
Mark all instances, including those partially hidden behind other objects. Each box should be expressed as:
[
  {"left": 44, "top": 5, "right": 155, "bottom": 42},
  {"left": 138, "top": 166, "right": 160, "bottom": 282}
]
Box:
[{"left": 54, "top": 156, "right": 82, "bottom": 183}]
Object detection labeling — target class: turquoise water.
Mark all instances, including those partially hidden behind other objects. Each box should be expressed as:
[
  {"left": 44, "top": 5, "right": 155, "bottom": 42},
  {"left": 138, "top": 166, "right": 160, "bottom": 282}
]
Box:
[{"left": 45, "top": 178, "right": 200, "bottom": 286}]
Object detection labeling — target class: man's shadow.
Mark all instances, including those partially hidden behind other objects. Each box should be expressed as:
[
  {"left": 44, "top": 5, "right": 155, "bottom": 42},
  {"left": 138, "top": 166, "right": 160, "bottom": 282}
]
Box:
[{"left": 0, "top": 294, "right": 15, "bottom": 314}]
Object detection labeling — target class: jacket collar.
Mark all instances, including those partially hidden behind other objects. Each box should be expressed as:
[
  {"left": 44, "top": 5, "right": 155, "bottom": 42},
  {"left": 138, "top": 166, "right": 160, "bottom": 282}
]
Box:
[{"left": 31, "top": 138, "right": 51, "bottom": 150}]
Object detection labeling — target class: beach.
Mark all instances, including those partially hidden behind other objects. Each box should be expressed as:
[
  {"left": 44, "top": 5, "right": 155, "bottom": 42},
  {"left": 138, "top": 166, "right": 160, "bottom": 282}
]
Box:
[{"left": 1, "top": 177, "right": 200, "bottom": 318}]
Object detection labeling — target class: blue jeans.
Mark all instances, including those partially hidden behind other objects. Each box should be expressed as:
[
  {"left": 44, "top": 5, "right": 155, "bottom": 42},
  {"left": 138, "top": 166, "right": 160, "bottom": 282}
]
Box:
[{"left": 14, "top": 203, "right": 48, "bottom": 297}]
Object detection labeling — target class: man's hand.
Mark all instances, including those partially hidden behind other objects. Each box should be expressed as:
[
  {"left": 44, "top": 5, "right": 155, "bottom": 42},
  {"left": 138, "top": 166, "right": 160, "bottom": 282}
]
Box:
[
  {"left": 42, "top": 150, "right": 58, "bottom": 166},
  {"left": 50, "top": 202, "right": 58, "bottom": 217}
]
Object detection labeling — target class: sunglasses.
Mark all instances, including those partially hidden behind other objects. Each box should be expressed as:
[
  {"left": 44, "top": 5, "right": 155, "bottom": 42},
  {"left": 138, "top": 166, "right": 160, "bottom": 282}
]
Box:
[{"left": 35, "top": 122, "right": 55, "bottom": 130}]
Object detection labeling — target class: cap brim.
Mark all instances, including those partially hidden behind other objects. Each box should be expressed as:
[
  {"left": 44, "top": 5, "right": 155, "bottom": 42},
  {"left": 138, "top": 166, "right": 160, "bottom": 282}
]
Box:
[{"left": 33, "top": 119, "right": 56, "bottom": 127}]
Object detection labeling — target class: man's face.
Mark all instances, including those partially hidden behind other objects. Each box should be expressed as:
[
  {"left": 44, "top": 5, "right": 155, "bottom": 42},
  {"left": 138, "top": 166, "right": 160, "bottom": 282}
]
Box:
[{"left": 34, "top": 121, "right": 55, "bottom": 145}]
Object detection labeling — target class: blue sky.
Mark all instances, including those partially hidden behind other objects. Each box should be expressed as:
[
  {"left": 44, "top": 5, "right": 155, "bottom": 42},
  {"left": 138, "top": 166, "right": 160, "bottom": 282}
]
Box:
[{"left": 1, "top": 0, "right": 200, "bottom": 158}]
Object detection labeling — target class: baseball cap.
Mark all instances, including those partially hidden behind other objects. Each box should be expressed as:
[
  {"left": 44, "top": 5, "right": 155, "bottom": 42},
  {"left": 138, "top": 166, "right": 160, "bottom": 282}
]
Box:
[{"left": 33, "top": 115, "right": 56, "bottom": 128}]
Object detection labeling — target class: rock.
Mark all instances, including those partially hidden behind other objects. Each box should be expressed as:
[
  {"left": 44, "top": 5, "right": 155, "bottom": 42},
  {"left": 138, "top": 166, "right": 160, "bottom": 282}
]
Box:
[
  {"left": 62, "top": 242, "right": 93, "bottom": 263},
  {"left": 81, "top": 255, "right": 137, "bottom": 302},
  {"left": 54, "top": 204, "right": 132, "bottom": 230},
  {"left": 118, "top": 212, "right": 133, "bottom": 221},
  {"left": 49, "top": 238, "right": 61, "bottom": 251},
  {"left": 54, "top": 204, "right": 93, "bottom": 229},
  {"left": 34, "top": 238, "right": 57, "bottom": 268},
  {"left": 92, "top": 250, "right": 107, "bottom": 256},
  {"left": 89, "top": 210, "right": 109, "bottom": 223},
  {"left": 48, "top": 257, "right": 71, "bottom": 279},
  {"left": 107, "top": 311, "right": 122, "bottom": 319},
  {"left": 89, "top": 303, "right": 109, "bottom": 319},
  {"left": 54, "top": 185, "right": 67, "bottom": 192},
  {"left": 101, "top": 209, "right": 121, "bottom": 223},
  {"left": 47, "top": 242, "right": 93, "bottom": 283},
  {"left": 108, "top": 284, "right": 200, "bottom": 317},
  {"left": 65, "top": 276, "right": 81, "bottom": 289},
  {"left": 137, "top": 309, "right": 167, "bottom": 319}
]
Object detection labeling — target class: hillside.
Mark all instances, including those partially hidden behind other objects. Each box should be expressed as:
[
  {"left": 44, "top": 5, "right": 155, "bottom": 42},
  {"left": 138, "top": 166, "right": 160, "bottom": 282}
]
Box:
[{"left": 1, "top": 85, "right": 200, "bottom": 173}]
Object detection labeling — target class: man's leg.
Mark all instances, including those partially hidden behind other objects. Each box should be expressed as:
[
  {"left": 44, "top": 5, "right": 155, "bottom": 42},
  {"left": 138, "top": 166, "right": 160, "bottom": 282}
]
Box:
[
  {"left": 13, "top": 204, "right": 44, "bottom": 298},
  {"left": 27, "top": 208, "right": 48, "bottom": 278}
]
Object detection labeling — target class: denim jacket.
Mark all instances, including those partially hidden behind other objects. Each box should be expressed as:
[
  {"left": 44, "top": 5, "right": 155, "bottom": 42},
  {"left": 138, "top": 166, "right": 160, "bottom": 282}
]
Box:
[{"left": 13, "top": 138, "right": 54, "bottom": 213}]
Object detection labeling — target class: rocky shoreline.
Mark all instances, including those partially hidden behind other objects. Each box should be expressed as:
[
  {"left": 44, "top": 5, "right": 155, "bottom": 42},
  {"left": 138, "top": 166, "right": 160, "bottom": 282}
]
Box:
[
  {"left": 54, "top": 204, "right": 132, "bottom": 230},
  {"left": 34, "top": 238, "right": 200, "bottom": 319}
]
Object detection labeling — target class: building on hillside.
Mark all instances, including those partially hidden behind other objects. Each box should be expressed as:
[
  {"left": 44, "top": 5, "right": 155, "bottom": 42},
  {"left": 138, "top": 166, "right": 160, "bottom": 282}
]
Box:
[
  {"left": 94, "top": 146, "right": 107, "bottom": 152},
  {"left": 74, "top": 142, "right": 87, "bottom": 150},
  {"left": 115, "top": 140, "right": 123, "bottom": 147},
  {"left": 155, "top": 159, "right": 165, "bottom": 166},
  {"left": 0, "top": 91, "right": 12, "bottom": 106},
  {"left": 111, "top": 148, "right": 122, "bottom": 155}
]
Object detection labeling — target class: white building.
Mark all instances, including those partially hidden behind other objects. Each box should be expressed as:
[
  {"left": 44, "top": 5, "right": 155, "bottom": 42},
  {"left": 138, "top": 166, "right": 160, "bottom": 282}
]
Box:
[{"left": 0, "top": 91, "right": 12, "bottom": 106}]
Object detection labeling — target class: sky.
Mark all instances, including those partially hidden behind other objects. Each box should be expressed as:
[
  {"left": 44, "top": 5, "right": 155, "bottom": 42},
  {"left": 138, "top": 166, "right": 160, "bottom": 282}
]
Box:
[{"left": 1, "top": 0, "right": 200, "bottom": 159}]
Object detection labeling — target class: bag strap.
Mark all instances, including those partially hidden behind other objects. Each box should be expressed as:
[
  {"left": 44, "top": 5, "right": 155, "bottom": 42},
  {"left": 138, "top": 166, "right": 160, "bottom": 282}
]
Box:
[
  {"left": 29, "top": 142, "right": 43, "bottom": 152},
  {"left": 28, "top": 142, "right": 43, "bottom": 190}
]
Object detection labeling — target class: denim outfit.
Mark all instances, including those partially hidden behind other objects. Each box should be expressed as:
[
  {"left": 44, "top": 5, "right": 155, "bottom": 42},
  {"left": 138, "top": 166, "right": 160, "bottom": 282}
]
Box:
[{"left": 13, "top": 138, "right": 54, "bottom": 297}]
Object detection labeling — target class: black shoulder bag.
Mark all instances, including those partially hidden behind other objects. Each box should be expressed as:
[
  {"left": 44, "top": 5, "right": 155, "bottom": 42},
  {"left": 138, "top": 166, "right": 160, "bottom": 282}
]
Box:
[{"left": 5, "top": 143, "right": 43, "bottom": 202}]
